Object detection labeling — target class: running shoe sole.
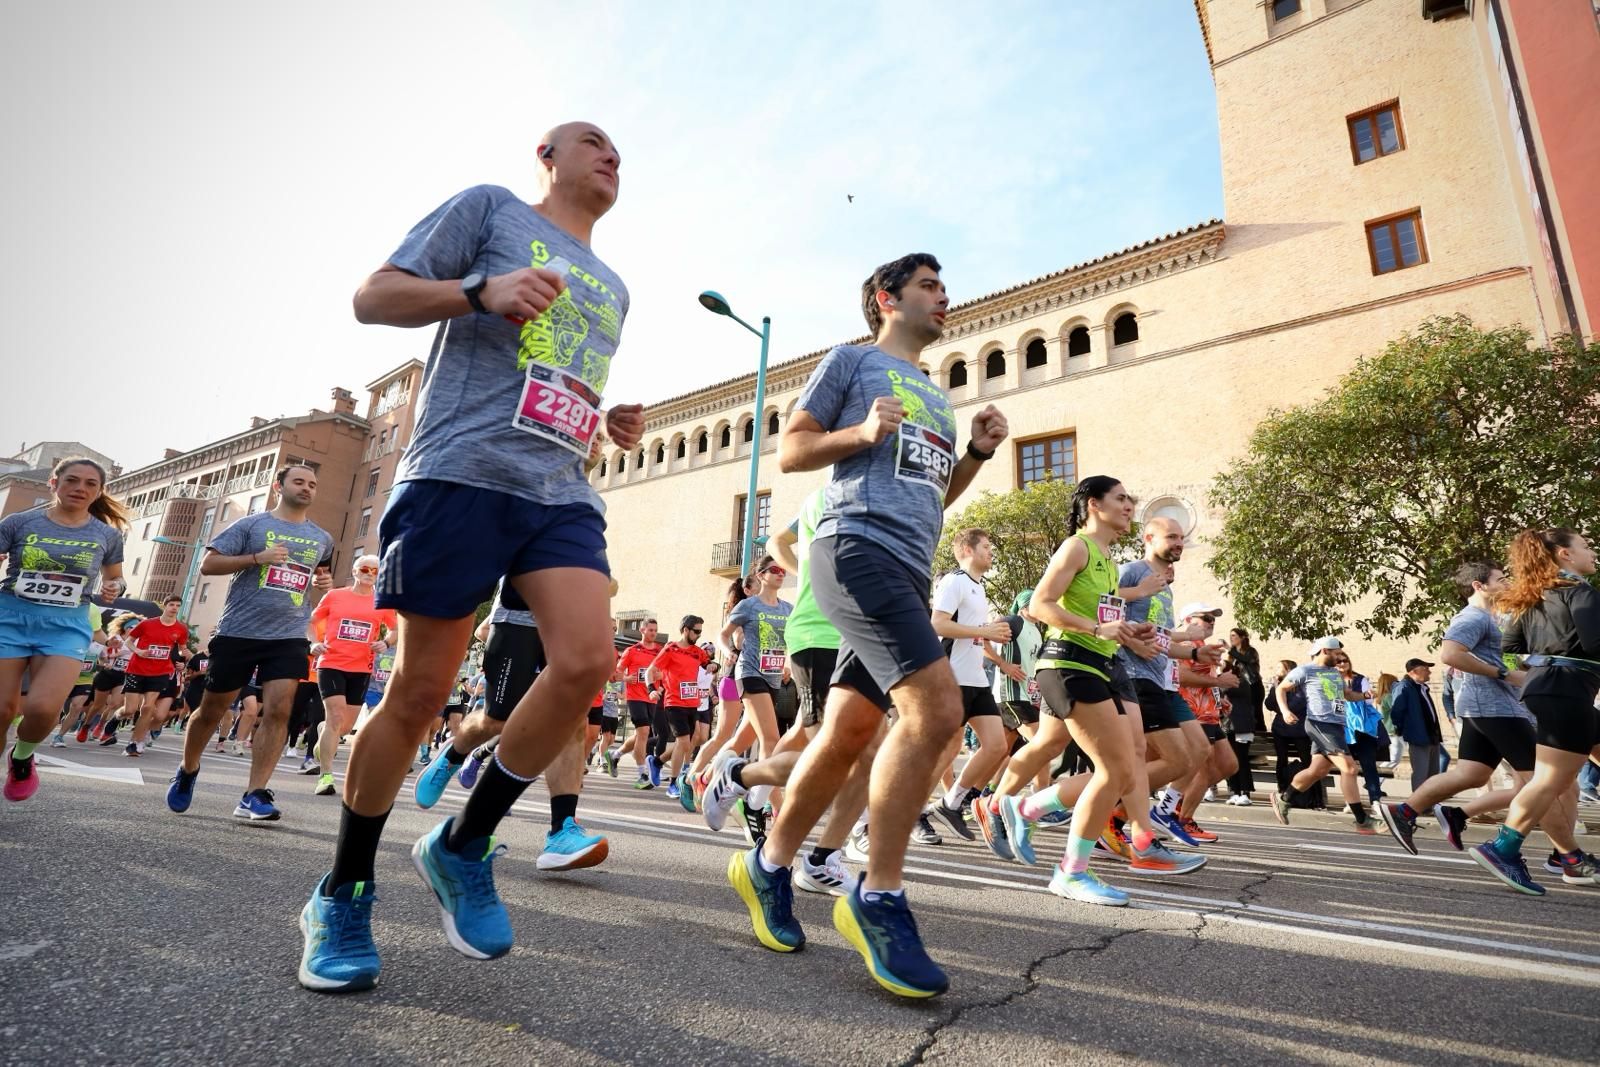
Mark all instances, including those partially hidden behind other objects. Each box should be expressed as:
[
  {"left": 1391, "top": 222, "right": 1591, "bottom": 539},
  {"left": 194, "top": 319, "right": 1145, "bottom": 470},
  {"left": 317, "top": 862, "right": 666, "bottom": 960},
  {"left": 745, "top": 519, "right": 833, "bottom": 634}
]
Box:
[
  {"left": 1127, "top": 853, "right": 1207, "bottom": 876},
  {"left": 726, "top": 851, "right": 802, "bottom": 953},
  {"left": 1049, "top": 872, "right": 1130, "bottom": 907},
  {"left": 831, "top": 894, "right": 946, "bottom": 998}
]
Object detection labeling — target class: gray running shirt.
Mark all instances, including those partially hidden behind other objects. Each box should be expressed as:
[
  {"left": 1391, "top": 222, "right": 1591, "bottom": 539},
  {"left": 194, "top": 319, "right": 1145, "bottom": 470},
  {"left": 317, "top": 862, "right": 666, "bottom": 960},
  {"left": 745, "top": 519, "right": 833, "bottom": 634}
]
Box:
[
  {"left": 207, "top": 513, "right": 335, "bottom": 640},
  {"left": 797, "top": 344, "right": 958, "bottom": 573},
  {"left": 388, "top": 185, "right": 629, "bottom": 512},
  {"left": 727, "top": 596, "right": 792, "bottom": 686},
  {"left": 1115, "top": 560, "right": 1176, "bottom": 691},
  {"left": 0, "top": 508, "right": 124, "bottom": 609},
  {"left": 1443, "top": 605, "right": 1529, "bottom": 720},
  {"left": 1283, "top": 663, "right": 1348, "bottom": 724}
]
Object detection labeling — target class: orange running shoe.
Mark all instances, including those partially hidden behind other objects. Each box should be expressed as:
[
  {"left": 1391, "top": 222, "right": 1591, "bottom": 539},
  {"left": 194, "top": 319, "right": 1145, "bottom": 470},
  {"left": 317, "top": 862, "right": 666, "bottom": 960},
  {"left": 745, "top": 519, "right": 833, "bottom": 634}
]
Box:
[
  {"left": 1179, "top": 815, "right": 1219, "bottom": 843},
  {"left": 1096, "top": 822, "right": 1133, "bottom": 862}
]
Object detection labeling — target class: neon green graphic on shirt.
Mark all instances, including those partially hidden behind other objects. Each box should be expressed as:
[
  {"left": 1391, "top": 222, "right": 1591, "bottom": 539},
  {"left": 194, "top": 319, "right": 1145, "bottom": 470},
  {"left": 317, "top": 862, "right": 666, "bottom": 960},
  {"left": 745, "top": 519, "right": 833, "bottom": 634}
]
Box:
[
  {"left": 18, "top": 533, "right": 99, "bottom": 574},
  {"left": 758, "top": 617, "right": 781, "bottom": 652},
  {"left": 255, "top": 528, "right": 325, "bottom": 607},
  {"left": 516, "top": 239, "right": 620, "bottom": 391},
  {"left": 884, "top": 369, "right": 952, "bottom": 431}
]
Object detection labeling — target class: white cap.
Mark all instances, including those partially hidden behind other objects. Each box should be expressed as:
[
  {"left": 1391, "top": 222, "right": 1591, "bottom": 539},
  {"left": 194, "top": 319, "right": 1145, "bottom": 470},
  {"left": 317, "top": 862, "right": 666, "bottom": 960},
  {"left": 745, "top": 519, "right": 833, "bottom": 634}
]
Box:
[
  {"left": 1179, "top": 602, "right": 1223, "bottom": 619},
  {"left": 1308, "top": 635, "right": 1344, "bottom": 656}
]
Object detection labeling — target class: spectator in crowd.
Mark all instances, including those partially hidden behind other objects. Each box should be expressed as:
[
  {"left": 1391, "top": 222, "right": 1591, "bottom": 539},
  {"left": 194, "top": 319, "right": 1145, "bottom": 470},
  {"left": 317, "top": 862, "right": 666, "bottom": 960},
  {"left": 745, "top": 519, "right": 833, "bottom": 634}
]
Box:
[{"left": 1389, "top": 658, "right": 1444, "bottom": 791}]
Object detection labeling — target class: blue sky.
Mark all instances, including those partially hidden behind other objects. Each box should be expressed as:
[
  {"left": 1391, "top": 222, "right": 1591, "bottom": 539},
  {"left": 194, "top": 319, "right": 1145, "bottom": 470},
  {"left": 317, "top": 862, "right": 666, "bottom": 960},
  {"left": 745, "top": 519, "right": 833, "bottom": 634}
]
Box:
[{"left": 1, "top": 1, "right": 1221, "bottom": 473}]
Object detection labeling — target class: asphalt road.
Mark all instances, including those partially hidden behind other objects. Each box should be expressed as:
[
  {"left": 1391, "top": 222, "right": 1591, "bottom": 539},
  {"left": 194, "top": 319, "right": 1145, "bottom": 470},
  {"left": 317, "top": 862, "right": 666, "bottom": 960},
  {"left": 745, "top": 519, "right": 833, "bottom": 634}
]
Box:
[{"left": 6, "top": 735, "right": 1599, "bottom": 1066}]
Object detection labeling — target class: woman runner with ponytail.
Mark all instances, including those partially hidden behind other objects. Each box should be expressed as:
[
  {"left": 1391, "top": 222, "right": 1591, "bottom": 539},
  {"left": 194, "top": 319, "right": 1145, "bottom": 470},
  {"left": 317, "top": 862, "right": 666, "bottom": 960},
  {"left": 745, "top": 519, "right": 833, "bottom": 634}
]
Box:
[
  {"left": 1468, "top": 528, "right": 1600, "bottom": 894},
  {"left": 997, "top": 476, "right": 1158, "bottom": 906},
  {"left": 0, "top": 458, "right": 128, "bottom": 801}
]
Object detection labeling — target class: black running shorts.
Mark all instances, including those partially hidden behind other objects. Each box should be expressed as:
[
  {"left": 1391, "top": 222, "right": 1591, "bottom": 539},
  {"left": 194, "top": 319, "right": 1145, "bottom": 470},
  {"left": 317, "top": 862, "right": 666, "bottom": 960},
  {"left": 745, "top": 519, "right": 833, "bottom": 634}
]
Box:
[
  {"left": 317, "top": 667, "right": 371, "bottom": 704},
  {"left": 960, "top": 684, "right": 1000, "bottom": 722},
  {"left": 483, "top": 622, "right": 544, "bottom": 722},
  {"left": 1457, "top": 715, "right": 1537, "bottom": 772},
  {"left": 205, "top": 636, "right": 310, "bottom": 693},
  {"left": 1523, "top": 694, "right": 1600, "bottom": 757},
  {"left": 792, "top": 647, "right": 838, "bottom": 729},
  {"left": 1036, "top": 667, "right": 1124, "bottom": 721}
]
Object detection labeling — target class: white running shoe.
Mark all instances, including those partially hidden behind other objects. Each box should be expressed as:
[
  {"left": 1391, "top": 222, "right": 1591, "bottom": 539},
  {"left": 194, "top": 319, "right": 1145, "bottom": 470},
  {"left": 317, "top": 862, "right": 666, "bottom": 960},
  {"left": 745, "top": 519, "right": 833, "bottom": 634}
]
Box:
[
  {"left": 794, "top": 850, "right": 855, "bottom": 896},
  {"left": 702, "top": 756, "right": 749, "bottom": 833},
  {"left": 844, "top": 825, "right": 870, "bottom": 863}
]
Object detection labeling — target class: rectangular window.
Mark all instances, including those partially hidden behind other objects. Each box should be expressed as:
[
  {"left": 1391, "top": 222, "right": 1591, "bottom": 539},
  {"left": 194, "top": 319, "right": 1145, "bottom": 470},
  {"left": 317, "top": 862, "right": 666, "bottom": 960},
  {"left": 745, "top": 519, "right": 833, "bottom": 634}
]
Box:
[
  {"left": 735, "top": 492, "right": 773, "bottom": 543},
  {"left": 199, "top": 583, "right": 210, "bottom": 604},
  {"left": 357, "top": 507, "right": 372, "bottom": 539},
  {"left": 364, "top": 468, "right": 381, "bottom": 498},
  {"left": 1016, "top": 432, "right": 1076, "bottom": 489},
  {"left": 1366, "top": 210, "right": 1427, "bottom": 275},
  {"left": 247, "top": 493, "right": 266, "bottom": 514},
  {"left": 132, "top": 558, "right": 141, "bottom": 576},
  {"left": 142, "top": 522, "right": 152, "bottom": 540},
  {"left": 1271, "top": 0, "right": 1300, "bottom": 19},
  {"left": 1348, "top": 101, "right": 1404, "bottom": 164}
]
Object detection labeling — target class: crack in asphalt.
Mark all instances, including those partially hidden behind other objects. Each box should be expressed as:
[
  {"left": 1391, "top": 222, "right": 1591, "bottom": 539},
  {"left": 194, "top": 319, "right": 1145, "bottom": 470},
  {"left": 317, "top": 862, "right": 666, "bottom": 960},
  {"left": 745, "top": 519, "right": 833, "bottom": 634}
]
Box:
[
  {"left": 897, "top": 867, "right": 1282, "bottom": 1064},
  {"left": 896, "top": 926, "right": 1146, "bottom": 1067}
]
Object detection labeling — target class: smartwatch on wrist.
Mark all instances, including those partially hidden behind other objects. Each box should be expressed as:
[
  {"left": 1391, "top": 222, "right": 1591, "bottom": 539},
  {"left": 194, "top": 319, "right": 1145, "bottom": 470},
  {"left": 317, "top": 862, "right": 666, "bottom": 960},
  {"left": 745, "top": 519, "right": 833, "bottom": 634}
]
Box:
[
  {"left": 1496, "top": 664, "right": 1508, "bottom": 681},
  {"left": 461, "top": 273, "right": 489, "bottom": 314}
]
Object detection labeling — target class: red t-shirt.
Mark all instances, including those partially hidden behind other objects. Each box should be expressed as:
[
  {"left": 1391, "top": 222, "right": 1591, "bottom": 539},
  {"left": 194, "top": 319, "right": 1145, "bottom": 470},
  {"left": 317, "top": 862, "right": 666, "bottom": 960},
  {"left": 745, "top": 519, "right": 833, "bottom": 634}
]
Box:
[
  {"left": 654, "top": 642, "right": 710, "bottom": 708},
  {"left": 311, "top": 586, "right": 397, "bottom": 673},
  {"left": 618, "top": 641, "right": 663, "bottom": 702},
  {"left": 125, "top": 619, "right": 190, "bottom": 677}
]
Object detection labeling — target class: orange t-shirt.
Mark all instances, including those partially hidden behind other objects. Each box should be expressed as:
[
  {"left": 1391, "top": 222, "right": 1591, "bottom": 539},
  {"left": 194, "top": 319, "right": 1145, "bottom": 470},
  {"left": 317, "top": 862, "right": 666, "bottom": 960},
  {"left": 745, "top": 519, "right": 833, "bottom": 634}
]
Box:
[
  {"left": 654, "top": 643, "right": 710, "bottom": 708},
  {"left": 311, "top": 586, "right": 397, "bottom": 673},
  {"left": 618, "top": 642, "right": 664, "bottom": 702},
  {"left": 125, "top": 619, "right": 190, "bottom": 677}
]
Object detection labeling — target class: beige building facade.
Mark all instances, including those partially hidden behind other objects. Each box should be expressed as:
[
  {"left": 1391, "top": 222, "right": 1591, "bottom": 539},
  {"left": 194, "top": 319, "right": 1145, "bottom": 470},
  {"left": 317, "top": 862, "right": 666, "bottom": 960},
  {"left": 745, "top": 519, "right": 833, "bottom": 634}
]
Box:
[{"left": 592, "top": 0, "right": 1592, "bottom": 672}]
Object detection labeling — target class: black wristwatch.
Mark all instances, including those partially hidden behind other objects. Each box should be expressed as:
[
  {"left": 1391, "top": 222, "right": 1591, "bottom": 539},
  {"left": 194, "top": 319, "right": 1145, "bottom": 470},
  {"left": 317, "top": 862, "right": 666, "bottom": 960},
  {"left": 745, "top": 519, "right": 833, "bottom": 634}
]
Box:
[
  {"left": 966, "top": 441, "right": 994, "bottom": 462},
  {"left": 1496, "top": 664, "right": 1508, "bottom": 681},
  {"left": 461, "top": 273, "right": 489, "bottom": 314}
]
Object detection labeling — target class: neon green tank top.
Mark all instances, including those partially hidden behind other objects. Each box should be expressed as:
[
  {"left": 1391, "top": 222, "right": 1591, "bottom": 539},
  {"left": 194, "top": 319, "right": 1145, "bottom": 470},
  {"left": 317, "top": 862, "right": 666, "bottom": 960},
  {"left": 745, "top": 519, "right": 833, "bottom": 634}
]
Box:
[{"left": 1035, "top": 533, "right": 1119, "bottom": 678}]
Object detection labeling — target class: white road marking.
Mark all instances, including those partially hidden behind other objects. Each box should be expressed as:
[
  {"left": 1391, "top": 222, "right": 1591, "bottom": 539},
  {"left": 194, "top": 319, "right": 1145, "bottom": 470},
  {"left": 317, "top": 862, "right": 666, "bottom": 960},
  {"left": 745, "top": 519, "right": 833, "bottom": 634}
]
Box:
[{"left": 35, "top": 755, "right": 143, "bottom": 785}]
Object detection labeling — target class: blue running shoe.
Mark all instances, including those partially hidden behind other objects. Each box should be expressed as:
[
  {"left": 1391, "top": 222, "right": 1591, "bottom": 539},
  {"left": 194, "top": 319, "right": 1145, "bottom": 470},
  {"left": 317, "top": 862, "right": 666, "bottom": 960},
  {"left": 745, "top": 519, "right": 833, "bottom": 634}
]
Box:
[
  {"left": 233, "top": 788, "right": 281, "bottom": 822},
  {"left": 537, "top": 818, "right": 609, "bottom": 872},
  {"left": 999, "top": 795, "right": 1036, "bottom": 866},
  {"left": 1049, "top": 866, "right": 1130, "bottom": 906},
  {"left": 676, "top": 771, "right": 697, "bottom": 813},
  {"left": 414, "top": 753, "right": 460, "bottom": 809},
  {"left": 1469, "top": 842, "right": 1546, "bottom": 896},
  {"left": 666, "top": 781, "right": 681, "bottom": 800},
  {"left": 298, "top": 874, "right": 380, "bottom": 992},
  {"left": 726, "top": 847, "right": 805, "bottom": 952},
  {"left": 411, "top": 819, "right": 515, "bottom": 959},
  {"left": 459, "top": 751, "right": 485, "bottom": 790},
  {"left": 166, "top": 767, "right": 197, "bottom": 814},
  {"left": 645, "top": 753, "right": 663, "bottom": 787},
  {"left": 1151, "top": 806, "right": 1199, "bottom": 847},
  {"left": 833, "top": 885, "right": 948, "bottom": 998},
  {"left": 1039, "top": 809, "right": 1071, "bottom": 826},
  {"left": 974, "top": 800, "right": 1013, "bottom": 862}
]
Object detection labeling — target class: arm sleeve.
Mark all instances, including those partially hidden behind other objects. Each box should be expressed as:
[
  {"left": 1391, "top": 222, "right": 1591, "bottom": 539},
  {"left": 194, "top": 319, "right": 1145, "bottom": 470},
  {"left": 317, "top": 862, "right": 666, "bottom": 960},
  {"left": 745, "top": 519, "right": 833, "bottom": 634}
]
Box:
[{"left": 387, "top": 185, "right": 499, "bottom": 281}]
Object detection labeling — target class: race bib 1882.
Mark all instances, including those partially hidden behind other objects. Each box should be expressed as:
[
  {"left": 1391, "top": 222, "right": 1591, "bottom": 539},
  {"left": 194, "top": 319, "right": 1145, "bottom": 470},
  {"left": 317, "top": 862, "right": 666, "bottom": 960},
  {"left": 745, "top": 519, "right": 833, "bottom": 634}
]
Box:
[{"left": 337, "top": 618, "right": 375, "bottom": 644}]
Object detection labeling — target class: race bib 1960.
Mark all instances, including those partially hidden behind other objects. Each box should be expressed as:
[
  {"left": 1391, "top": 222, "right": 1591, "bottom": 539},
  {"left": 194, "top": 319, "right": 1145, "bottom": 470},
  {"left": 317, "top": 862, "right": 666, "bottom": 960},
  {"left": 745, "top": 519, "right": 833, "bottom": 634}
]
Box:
[
  {"left": 894, "top": 423, "right": 955, "bottom": 494},
  {"left": 264, "top": 561, "right": 311, "bottom": 594},
  {"left": 513, "top": 361, "right": 602, "bottom": 458},
  {"left": 15, "top": 570, "right": 85, "bottom": 607}
]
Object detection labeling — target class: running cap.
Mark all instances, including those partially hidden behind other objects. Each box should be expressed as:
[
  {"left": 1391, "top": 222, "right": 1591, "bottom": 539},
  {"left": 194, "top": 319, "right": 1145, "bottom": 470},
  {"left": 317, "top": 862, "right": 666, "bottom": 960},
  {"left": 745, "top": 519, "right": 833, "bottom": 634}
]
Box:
[
  {"left": 1309, "top": 636, "right": 1344, "bottom": 652},
  {"left": 1179, "top": 602, "right": 1223, "bottom": 619},
  {"left": 1404, "top": 657, "right": 1435, "bottom": 671}
]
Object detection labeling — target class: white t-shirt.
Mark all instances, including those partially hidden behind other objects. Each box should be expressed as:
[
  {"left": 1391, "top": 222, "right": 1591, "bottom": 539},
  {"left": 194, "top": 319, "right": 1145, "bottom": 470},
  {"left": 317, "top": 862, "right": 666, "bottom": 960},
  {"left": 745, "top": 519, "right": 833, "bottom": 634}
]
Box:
[
  {"left": 932, "top": 569, "right": 990, "bottom": 688},
  {"left": 697, "top": 667, "right": 713, "bottom": 711}
]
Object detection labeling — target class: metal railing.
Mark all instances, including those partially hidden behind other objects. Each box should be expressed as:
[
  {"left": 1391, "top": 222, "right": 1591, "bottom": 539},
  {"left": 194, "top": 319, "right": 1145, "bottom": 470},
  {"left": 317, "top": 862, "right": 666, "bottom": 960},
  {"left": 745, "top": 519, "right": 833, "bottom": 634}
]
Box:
[{"left": 710, "top": 541, "right": 741, "bottom": 570}]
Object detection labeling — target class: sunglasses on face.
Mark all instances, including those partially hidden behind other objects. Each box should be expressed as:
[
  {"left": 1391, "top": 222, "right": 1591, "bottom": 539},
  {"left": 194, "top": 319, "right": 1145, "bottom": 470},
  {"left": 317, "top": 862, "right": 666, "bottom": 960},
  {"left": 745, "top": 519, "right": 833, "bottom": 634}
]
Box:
[
  {"left": 762, "top": 566, "right": 786, "bottom": 578},
  {"left": 687, "top": 627, "right": 703, "bottom": 635}
]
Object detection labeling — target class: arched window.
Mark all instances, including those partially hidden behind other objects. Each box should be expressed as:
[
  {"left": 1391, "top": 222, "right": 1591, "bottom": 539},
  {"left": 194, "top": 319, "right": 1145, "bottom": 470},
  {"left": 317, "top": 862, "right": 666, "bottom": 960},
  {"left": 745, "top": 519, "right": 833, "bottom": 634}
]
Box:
[
  {"left": 949, "top": 361, "right": 968, "bottom": 388},
  {"left": 618, "top": 454, "right": 627, "bottom": 473},
  {"left": 636, "top": 448, "right": 645, "bottom": 469},
  {"left": 1068, "top": 326, "right": 1091, "bottom": 357},
  {"left": 741, "top": 418, "right": 754, "bottom": 444},
  {"left": 598, "top": 459, "right": 607, "bottom": 478},
  {"left": 1024, "top": 338, "right": 1047, "bottom": 369},
  {"left": 675, "top": 439, "right": 686, "bottom": 460},
  {"left": 985, "top": 351, "right": 1006, "bottom": 379},
  {"left": 654, "top": 444, "right": 666, "bottom": 466},
  {"left": 697, "top": 432, "right": 709, "bottom": 454},
  {"left": 767, "top": 412, "right": 780, "bottom": 436},
  {"left": 1113, "top": 312, "right": 1139, "bottom": 346},
  {"left": 719, "top": 426, "right": 732, "bottom": 449}
]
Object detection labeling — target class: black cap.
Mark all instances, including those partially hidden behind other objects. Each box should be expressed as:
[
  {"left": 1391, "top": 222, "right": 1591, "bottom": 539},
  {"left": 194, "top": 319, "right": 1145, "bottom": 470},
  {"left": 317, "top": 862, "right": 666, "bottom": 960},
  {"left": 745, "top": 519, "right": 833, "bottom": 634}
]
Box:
[{"left": 1405, "top": 658, "right": 1435, "bottom": 671}]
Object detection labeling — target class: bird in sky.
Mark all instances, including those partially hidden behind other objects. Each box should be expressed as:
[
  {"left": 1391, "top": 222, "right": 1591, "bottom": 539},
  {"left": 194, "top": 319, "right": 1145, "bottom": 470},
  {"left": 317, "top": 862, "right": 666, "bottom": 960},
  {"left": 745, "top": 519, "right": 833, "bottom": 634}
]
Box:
[{"left": 847, "top": 194, "right": 854, "bottom": 203}]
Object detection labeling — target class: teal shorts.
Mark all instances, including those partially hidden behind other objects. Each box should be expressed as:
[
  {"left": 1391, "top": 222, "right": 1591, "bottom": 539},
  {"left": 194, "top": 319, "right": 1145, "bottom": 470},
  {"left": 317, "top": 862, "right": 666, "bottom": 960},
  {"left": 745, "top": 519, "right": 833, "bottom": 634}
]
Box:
[{"left": 0, "top": 594, "right": 92, "bottom": 661}]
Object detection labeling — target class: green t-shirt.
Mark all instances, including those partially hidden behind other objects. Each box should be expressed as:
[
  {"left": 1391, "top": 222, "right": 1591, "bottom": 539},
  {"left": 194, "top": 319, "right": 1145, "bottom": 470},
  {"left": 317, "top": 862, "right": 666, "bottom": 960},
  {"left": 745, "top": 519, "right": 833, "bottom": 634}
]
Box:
[
  {"left": 780, "top": 489, "right": 841, "bottom": 654},
  {"left": 1035, "top": 533, "right": 1120, "bottom": 679}
]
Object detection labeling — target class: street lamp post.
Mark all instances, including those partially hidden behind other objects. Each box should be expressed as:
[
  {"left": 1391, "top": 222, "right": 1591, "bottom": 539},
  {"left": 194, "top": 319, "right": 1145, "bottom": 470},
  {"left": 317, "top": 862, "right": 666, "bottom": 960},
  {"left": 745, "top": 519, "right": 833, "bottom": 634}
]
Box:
[{"left": 698, "top": 290, "right": 772, "bottom": 577}]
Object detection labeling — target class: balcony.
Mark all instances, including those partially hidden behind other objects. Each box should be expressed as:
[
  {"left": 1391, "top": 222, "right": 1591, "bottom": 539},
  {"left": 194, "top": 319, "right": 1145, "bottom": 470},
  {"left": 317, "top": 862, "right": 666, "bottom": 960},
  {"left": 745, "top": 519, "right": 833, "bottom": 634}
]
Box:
[{"left": 710, "top": 541, "right": 741, "bottom": 576}]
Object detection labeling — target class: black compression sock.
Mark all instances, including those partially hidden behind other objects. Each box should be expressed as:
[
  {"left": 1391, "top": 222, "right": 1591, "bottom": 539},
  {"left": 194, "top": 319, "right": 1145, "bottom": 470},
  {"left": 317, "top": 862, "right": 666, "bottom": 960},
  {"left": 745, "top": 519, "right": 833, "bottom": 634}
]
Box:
[
  {"left": 328, "top": 804, "right": 392, "bottom": 892},
  {"left": 1351, "top": 802, "right": 1368, "bottom": 823},
  {"left": 550, "top": 793, "right": 579, "bottom": 832},
  {"left": 447, "top": 754, "right": 535, "bottom": 852},
  {"left": 443, "top": 745, "right": 468, "bottom": 766},
  {"left": 808, "top": 846, "right": 834, "bottom": 866},
  {"left": 729, "top": 762, "right": 746, "bottom": 788}
]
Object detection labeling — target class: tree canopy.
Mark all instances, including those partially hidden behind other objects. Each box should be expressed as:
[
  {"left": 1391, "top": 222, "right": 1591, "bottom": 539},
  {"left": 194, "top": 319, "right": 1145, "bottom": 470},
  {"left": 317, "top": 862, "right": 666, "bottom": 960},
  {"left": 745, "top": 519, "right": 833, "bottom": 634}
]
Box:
[{"left": 1207, "top": 316, "right": 1600, "bottom": 641}]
